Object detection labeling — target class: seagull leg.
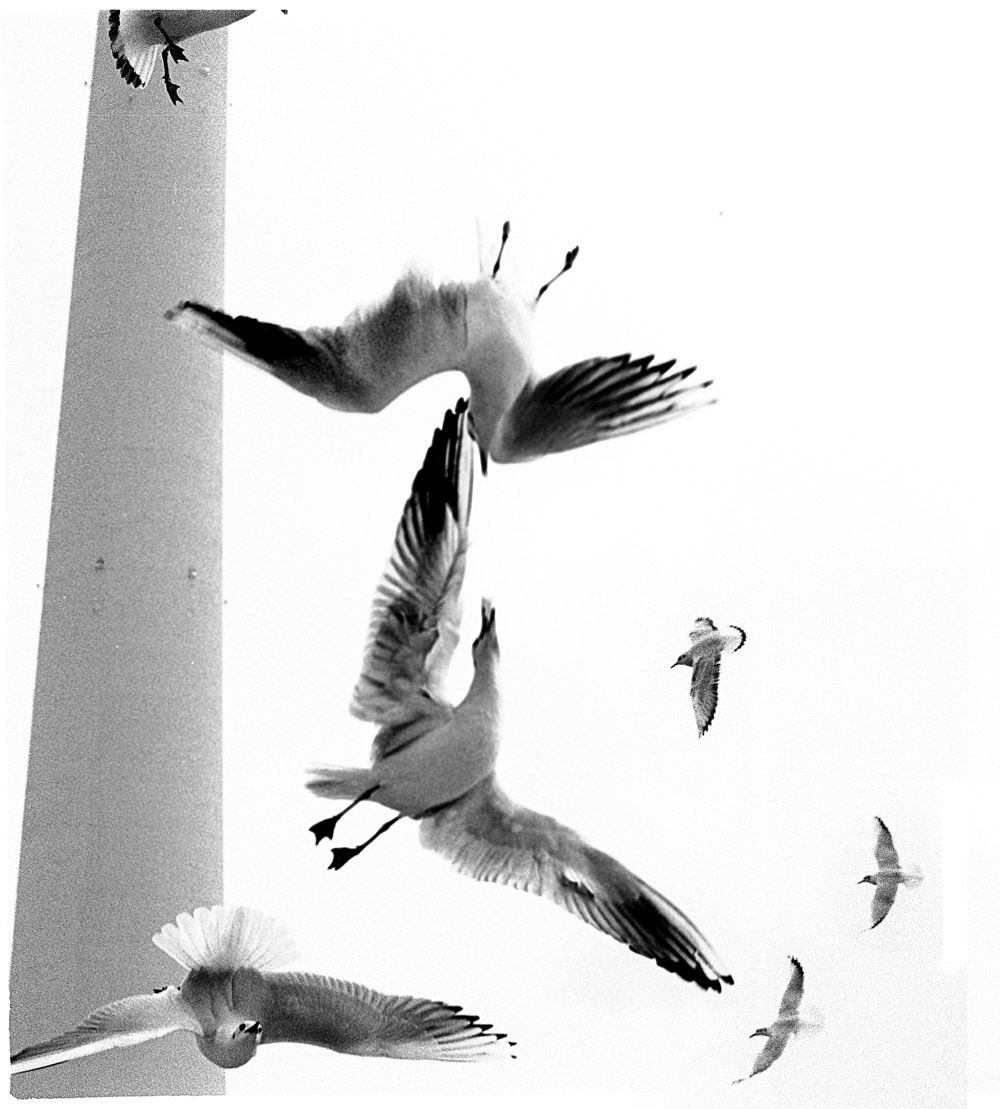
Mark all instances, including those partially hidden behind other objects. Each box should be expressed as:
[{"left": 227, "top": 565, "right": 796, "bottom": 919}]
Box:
[
  {"left": 309, "top": 784, "right": 379, "bottom": 844},
  {"left": 328, "top": 814, "right": 405, "bottom": 871},
  {"left": 536, "top": 246, "right": 579, "bottom": 301},
  {"left": 491, "top": 221, "right": 511, "bottom": 278},
  {"left": 160, "top": 49, "right": 183, "bottom": 105},
  {"left": 153, "top": 17, "right": 188, "bottom": 63}
]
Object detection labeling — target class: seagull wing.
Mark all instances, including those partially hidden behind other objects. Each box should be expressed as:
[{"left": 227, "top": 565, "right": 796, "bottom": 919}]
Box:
[
  {"left": 419, "top": 775, "right": 733, "bottom": 992},
  {"left": 165, "top": 273, "right": 469, "bottom": 415},
  {"left": 689, "top": 617, "right": 717, "bottom": 643},
  {"left": 777, "top": 957, "right": 805, "bottom": 1017},
  {"left": 10, "top": 988, "right": 198, "bottom": 1074},
  {"left": 870, "top": 881, "right": 899, "bottom": 929},
  {"left": 494, "top": 354, "right": 713, "bottom": 463},
  {"left": 741, "top": 1027, "right": 791, "bottom": 1081},
  {"left": 350, "top": 402, "right": 475, "bottom": 744},
  {"left": 874, "top": 816, "right": 900, "bottom": 869},
  {"left": 690, "top": 656, "right": 721, "bottom": 736},
  {"left": 234, "top": 969, "right": 512, "bottom": 1061}
]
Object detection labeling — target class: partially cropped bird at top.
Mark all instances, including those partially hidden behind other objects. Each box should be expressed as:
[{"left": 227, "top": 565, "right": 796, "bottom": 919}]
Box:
[
  {"left": 733, "top": 956, "right": 822, "bottom": 1085},
  {"left": 671, "top": 617, "right": 746, "bottom": 737},
  {"left": 165, "top": 221, "right": 714, "bottom": 470},
  {"left": 306, "top": 401, "right": 733, "bottom": 993},
  {"left": 109, "top": 11, "right": 255, "bottom": 104},
  {"left": 11, "top": 905, "right": 513, "bottom": 1075},
  {"left": 859, "top": 816, "right": 923, "bottom": 929}
]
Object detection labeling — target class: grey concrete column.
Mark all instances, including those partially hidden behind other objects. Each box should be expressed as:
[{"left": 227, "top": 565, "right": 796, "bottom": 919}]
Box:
[{"left": 11, "top": 12, "right": 227, "bottom": 1097}]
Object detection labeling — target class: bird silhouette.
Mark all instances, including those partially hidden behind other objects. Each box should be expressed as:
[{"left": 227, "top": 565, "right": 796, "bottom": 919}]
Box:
[
  {"left": 671, "top": 617, "right": 746, "bottom": 736},
  {"left": 165, "top": 222, "right": 714, "bottom": 469},
  {"left": 11, "top": 905, "right": 513, "bottom": 1074},
  {"left": 733, "top": 956, "right": 821, "bottom": 1084},
  {"left": 859, "top": 816, "right": 923, "bottom": 929},
  {"left": 109, "top": 10, "right": 254, "bottom": 104},
  {"left": 307, "top": 402, "right": 733, "bottom": 992}
]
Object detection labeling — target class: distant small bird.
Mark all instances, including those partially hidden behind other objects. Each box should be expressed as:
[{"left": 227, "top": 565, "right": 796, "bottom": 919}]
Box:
[
  {"left": 109, "top": 11, "right": 254, "bottom": 104},
  {"left": 165, "top": 221, "right": 714, "bottom": 470},
  {"left": 733, "top": 956, "right": 821, "bottom": 1084},
  {"left": 859, "top": 816, "right": 923, "bottom": 929},
  {"left": 10, "top": 905, "right": 513, "bottom": 1074},
  {"left": 306, "top": 402, "right": 732, "bottom": 993},
  {"left": 671, "top": 617, "right": 746, "bottom": 736}
]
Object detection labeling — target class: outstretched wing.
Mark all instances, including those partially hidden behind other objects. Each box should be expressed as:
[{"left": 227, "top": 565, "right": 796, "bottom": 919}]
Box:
[
  {"left": 778, "top": 957, "right": 804, "bottom": 1017},
  {"left": 234, "top": 969, "right": 512, "bottom": 1062},
  {"left": 735, "top": 1028, "right": 791, "bottom": 1083},
  {"left": 419, "top": 775, "right": 733, "bottom": 992},
  {"left": 350, "top": 402, "right": 475, "bottom": 734},
  {"left": 165, "top": 273, "right": 468, "bottom": 414},
  {"left": 689, "top": 617, "right": 717, "bottom": 643},
  {"left": 873, "top": 816, "right": 900, "bottom": 869},
  {"left": 690, "top": 656, "right": 721, "bottom": 736},
  {"left": 870, "top": 882, "right": 898, "bottom": 929},
  {"left": 494, "top": 354, "right": 713, "bottom": 463},
  {"left": 10, "top": 989, "right": 197, "bottom": 1074}
]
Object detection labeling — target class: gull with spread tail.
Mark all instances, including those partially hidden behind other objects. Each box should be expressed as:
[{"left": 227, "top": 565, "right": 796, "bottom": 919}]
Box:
[
  {"left": 733, "top": 957, "right": 821, "bottom": 1084},
  {"left": 109, "top": 11, "right": 255, "bottom": 104},
  {"left": 671, "top": 618, "right": 746, "bottom": 737},
  {"left": 166, "top": 222, "right": 714, "bottom": 469},
  {"left": 307, "top": 401, "right": 733, "bottom": 992},
  {"left": 859, "top": 816, "right": 923, "bottom": 929},
  {"left": 11, "top": 905, "right": 513, "bottom": 1074}
]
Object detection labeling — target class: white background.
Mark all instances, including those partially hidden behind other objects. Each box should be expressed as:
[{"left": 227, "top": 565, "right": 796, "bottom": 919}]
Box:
[{"left": 5, "top": 5, "right": 997, "bottom": 1106}]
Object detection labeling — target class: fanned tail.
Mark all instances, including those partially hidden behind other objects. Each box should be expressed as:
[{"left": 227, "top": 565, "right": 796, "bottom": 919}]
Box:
[{"left": 152, "top": 906, "right": 299, "bottom": 973}]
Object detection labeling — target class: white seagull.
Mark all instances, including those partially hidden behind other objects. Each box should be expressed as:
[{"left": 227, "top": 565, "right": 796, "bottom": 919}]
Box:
[
  {"left": 670, "top": 617, "right": 746, "bottom": 737},
  {"left": 165, "top": 222, "right": 714, "bottom": 470},
  {"left": 109, "top": 11, "right": 255, "bottom": 104},
  {"left": 859, "top": 816, "right": 923, "bottom": 929},
  {"left": 733, "top": 956, "right": 821, "bottom": 1084},
  {"left": 306, "top": 401, "right": 733, "bottom": 993},
  {"left": 11, "top": 905, "right": 513, "bottom": 1074}
]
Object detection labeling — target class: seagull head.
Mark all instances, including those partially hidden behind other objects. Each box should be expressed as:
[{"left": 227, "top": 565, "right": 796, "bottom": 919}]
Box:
[
  {"left": 749, "top": 1027, "right": 771, "bottom": 1039},
  {"left": 857, "top": 874, "right": 876, "bottom": 885},
  {"left": 671, "top": 652, "right": 692, "bottom": 668},
  {"left": 196, "top": 1018, "right": 263, "bottom": 1069},
  {"left": 472, "top": 600, "right": 499, "bottom": 664}
]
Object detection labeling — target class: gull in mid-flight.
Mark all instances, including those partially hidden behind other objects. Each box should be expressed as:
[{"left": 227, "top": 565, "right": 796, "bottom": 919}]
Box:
[
  {"left": 859, "top": 816, "right": 923, "bottom": 929},
  {"left": 165, "top": 222, "right": 714, "bottom": 469},
  {"left": 11, "top": 905, "right": 513, "bottom": 1074},
  {"left": 671, "top": 617, "right": 746, "bottom": 737},
  {"left": 306, "top": 402, "right": 733, "bottom": 992},
  {"left": 733, "top": 956, "right": 822, "bottom": 1084},
  {"left": 109, "top": 11, "right": 255, "bottom": 104}
]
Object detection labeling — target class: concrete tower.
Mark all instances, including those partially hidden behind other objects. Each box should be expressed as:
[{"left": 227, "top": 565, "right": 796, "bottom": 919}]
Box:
[{"left": 10, "top": 12, "right": 231, "bottom": 1096}]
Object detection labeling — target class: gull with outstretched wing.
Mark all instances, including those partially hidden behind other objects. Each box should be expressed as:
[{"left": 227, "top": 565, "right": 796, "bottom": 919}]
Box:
[
  {"left": 671, "top": 617, "right": 746, "bottom": 737},
  {"left": 859, "top": 816, "right": 923, "bottom": 929},
  {"left": 733, "top": 956, "right": 821, "bottom": 1085},
  {"left": 307, "top": 403, "right": 733, "bottom": 993},
  {"left": 11, "top": 906, "right": 513, "bottom": 1075},
  {"left": 166, "top": 222, "right": 713, "bottom": 469}
]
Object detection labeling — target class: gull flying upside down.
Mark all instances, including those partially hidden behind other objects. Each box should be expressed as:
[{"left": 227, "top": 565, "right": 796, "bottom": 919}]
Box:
[
  {"left": 307, "top": 400, "right": 733, "bottom": 992},
  {"left": 11, "top": 905, "right": 513, "bottom": 1074},
  {"left": 166, "top": 222, "right": 714, "bottom": 469}
]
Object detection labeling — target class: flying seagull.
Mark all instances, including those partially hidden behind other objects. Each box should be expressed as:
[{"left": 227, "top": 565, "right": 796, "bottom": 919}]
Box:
[
  {"left": 671, "top": 617, "right": 746, "bottom": 737},
  {"left": 859, "top": 816, "right": 923, "bottom": 929},
  {"left": 109, "top": 11, "right": 254, "bottom": 104},
  {"left": 733, "top": 956, "right": 821, "bottom": 1084},
  {"left": 165, "top": 221, "right": 714, "bottom": 470},
  {"left": 306, "top": 402, "right": 733, "bottom": 993},
  {"left": 11, "top": 905, "right": 513, "bottom": 1074}
]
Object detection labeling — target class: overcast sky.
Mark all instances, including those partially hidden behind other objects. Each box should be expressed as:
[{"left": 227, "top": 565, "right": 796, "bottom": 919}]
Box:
[{"left": 5, "top": 6, "right": 997, "bottom": 1106}]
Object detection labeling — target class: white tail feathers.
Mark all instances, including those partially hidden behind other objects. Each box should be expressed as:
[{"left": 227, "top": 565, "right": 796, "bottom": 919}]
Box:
[
  {"left": 902, "top": 864, "right": 924, "bottom": 886},
  {"left": 152, "top": 906, "right": 299, "bottom": 973},
  {"left": 306, "top": 766, "right": 378, "bottom": 800}
]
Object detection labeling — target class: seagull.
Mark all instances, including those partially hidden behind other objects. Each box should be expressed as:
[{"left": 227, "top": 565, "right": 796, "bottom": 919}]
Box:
[
  {"left": 859, "top": 816, "right": 923, "bottom": 929},
  {"left": 306, "top": 401, "right": 733, "bottom": 993},
  {"left": 670, "top": 617, "right": 746, "bottom": 737},
  {"left": 10, "top": 905, "right": 513, "bottom": 1074},
  {"left": 109, "top": 11, "right": 255, "bottom": 104},
  {"left": 165, "top": 221, "right": 714, "bottom": 470},
  {"left": 733, "top": 956, "right": 821, "bottom": 1084}
]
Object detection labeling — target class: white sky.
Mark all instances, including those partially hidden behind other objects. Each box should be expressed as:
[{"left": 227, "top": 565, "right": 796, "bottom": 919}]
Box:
[{"left": 4, "top": 5, "right": 998, "bottom": 1106}]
